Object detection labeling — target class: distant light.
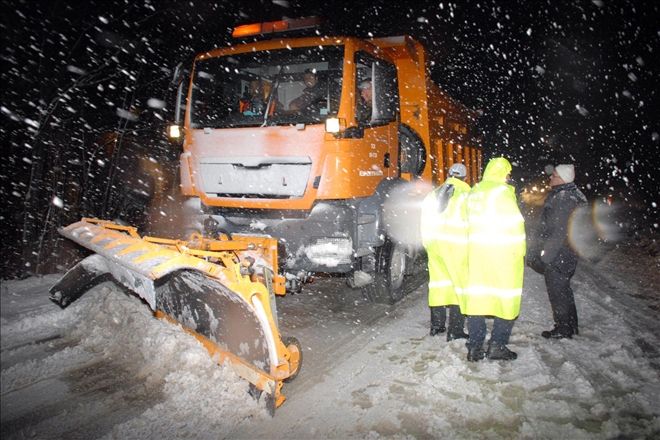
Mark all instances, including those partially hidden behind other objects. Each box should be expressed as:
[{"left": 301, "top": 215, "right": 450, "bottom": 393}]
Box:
[{"left": 52, "top": 196, "right": 64, "bottom": 208}]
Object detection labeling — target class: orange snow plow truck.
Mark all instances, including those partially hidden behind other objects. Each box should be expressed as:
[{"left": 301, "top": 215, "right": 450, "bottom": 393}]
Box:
[
  {"left": 51, "top": 17, "right": 481, "bottom": 414},
  {"left": 173, "top": 18, "right": 482, "bottom": 300}
]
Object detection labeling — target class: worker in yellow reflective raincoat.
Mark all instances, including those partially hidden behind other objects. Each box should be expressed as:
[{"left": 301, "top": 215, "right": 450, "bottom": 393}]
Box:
[
  {"left": 461, "top": 157, "right": 526, "bottom": 362},
  {"left": 420, "top": 163, "right": 470, "bottom": 342}
]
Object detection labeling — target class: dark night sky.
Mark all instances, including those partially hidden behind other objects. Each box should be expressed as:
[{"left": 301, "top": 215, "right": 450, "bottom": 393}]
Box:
[{"left": 0, "top": 0, "right": 658, "bottom": 274}]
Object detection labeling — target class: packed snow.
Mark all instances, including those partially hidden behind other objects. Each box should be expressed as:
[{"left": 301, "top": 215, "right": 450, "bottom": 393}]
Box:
[{"left": 2, "top": 230, "right": 658, "bottom": 439}]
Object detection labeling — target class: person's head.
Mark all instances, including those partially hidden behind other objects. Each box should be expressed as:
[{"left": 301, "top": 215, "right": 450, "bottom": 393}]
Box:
[
  {"left": 448, "top": 163, "right": 467, "bottom": 180},
  {"left": 359, "top": 79, "right": 372, "bottom": 104},
  {"left": 249, "top": 79, "right": 263, "bottom": 97},
  {"left": 303, "top": 69, "right": 318, "bottom": 88},
  {"left": 550, "top": 164, "right": 575, "bottom": 187},
  {"left": 482, "top": 157, "right": 512, "bottom": 183}
]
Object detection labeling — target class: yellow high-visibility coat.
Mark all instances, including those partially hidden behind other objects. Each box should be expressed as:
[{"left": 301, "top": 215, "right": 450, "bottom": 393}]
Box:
[
  {"left": 420, "top": 176, "right": 471, "bottom": 307},
  {"left": 460, "top": 157, "right": 526, "bottom": 319}
]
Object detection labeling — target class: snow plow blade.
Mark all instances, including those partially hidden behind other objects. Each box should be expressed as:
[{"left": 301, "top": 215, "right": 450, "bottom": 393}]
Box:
[{"left": 50, "top": 218, "right": 299, "bottom": 414}]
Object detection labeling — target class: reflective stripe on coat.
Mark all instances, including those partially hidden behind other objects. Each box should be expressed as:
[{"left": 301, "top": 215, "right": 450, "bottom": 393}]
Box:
[
  {"left": 420, "top": 176, "right": 471, "bottom": 307},
  {"left": 460, "top": 158, "right": 526, "bottom": 319}
]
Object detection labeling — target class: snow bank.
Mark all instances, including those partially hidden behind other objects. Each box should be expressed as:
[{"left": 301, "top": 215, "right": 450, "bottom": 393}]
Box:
[{"left": 1, "top": 279, "right": 267, "bottom": 439}]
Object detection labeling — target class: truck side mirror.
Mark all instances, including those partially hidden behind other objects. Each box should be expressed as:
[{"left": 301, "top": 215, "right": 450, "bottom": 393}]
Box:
[
  {"left": 170, "top": 62, "right": 189, "bottom": 125},
  {"left": 171, "top": 62, "right": 184, "bottom": 86},
  {"left": 167, "top": 63, "right": 186, "bottom": 143}
]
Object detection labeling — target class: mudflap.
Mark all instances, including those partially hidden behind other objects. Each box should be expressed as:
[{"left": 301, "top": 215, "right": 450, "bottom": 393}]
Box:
[
  {"left": 49, "top": 254, "right": 113, "bottom": 308},
  {"left": 155, "top": 270, "right": 272, "bottom": 374}
]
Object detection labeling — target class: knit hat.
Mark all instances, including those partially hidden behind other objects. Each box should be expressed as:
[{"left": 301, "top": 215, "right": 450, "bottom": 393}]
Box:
[
  {"left": 554, "top": 164, "right": 575, "bottom": 183},
  {"left": 448, "top": 163, "right": 467, "bottom": 178}
]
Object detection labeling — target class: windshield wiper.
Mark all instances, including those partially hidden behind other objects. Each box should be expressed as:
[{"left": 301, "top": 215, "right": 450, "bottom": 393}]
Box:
[{"left": 262, "top": 65, "right": 284, "bottom": 127}]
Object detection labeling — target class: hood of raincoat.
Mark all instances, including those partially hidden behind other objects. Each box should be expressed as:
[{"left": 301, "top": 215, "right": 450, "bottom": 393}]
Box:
[{"left": 482, "top": 157, "right": 512, "bottom": 182}]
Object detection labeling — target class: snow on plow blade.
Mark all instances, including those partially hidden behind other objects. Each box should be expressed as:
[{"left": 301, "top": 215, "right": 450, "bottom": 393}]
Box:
[{"left": 50, "top": 219, "right": 299, "bottom": 414}]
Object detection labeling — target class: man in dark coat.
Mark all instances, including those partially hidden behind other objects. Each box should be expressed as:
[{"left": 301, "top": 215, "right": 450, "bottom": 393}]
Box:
[
  {"left": 288, "top": 69, "right": 326, "bottom": 112},
  {"left": 533, "top": 164, "right": 587, "bottom": 339}
]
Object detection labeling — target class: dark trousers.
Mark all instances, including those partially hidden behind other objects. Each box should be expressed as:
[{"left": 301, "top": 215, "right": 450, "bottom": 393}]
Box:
[
  {"left": 430, "top": 305, "right": 465, "bottom": 334},
  {"left": 467, "top": 316, "right": 515, "bottom": 349},
  {"left": 544, "top": 265, "right": 579, "bottom": 334}
]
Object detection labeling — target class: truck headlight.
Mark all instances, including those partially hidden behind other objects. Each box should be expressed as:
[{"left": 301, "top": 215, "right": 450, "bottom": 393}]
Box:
[
  {"left": 325, "top": 117, "right": 341, "bottom": 134},
  {"left": 168, "top": 124, "right": 181, "bottom": 139}
]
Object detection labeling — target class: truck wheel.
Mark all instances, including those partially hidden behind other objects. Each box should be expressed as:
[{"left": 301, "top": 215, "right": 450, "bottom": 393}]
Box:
[
  {"left": 362, "top": 239, "right": 407, "bottom": 304},
  {"left": 282, "top": 336, "right": 303, "bottom": 382}
]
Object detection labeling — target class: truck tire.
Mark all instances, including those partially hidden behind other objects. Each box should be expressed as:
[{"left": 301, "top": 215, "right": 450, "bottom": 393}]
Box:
[
  {"left": 282, "top": 336, "right": 303, "bottom": 382},
  {"left": 362, "top": 238, "right": 407, "bottom": 304}
]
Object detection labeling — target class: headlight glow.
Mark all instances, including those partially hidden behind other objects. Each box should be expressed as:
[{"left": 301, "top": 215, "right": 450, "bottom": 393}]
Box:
[
  {"left": 168, "top": 124, "right": 181, "bottom": 139},
  {"left": 325, "top": 117, "right": 341, "bottom": 133}
]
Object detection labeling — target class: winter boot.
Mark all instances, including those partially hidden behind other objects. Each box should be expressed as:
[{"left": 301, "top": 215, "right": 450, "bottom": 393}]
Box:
[
  {"left": 467, "top": 345, "right": 485, "bottom": 362},
  {"left": 486, "top": 344, "right": 517, "bottom": 361},
  {"left": 447, "top": 331, "right": 469, "bottom": 341},
  {"left": 429, "top": 307, "right": 446, "bottom": 336},
  {"left": 541, "top": 327, "right": 573, "bottom": 339},
  {"left": 430, "top": 326, "right": 446, "bottom": 336}
]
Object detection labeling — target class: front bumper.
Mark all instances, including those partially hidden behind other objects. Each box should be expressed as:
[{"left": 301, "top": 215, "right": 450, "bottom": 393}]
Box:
[{"left": 201, "top": 201, "right": 359, "bottom": 274}]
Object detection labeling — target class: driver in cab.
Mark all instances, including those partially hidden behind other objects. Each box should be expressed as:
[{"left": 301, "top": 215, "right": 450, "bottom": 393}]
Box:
[
  {"left": 288, "top": 68, "right": 326, "bottom": 112},
  {"left": 357, "top": 79, "right": 373, "bottom": 122}
]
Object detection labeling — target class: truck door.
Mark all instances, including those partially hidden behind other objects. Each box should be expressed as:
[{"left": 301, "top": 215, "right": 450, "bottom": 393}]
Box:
[{"left": 353, "top": 52, "right": 400, "bottom": 180}]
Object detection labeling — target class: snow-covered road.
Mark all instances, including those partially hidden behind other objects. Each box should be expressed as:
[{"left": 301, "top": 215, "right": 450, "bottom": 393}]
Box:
[{"left": 1, "top": 236, "right": 659, "bottom": 439}]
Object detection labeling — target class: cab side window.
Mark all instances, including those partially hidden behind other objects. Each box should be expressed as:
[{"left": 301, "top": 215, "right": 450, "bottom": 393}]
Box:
[{"left": 355, "top": 52, "right": 399, "bottom": 125}]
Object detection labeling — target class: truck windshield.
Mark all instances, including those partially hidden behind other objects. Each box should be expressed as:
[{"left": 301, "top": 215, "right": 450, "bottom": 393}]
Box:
[{"left": 190, "top": 45, "right": 344, "bottom": 128}]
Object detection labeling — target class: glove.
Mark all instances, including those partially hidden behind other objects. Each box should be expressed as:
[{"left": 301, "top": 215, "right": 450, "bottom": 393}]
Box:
[{"left": 526, "top": 254, "right": 546, "bottom": 275}]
